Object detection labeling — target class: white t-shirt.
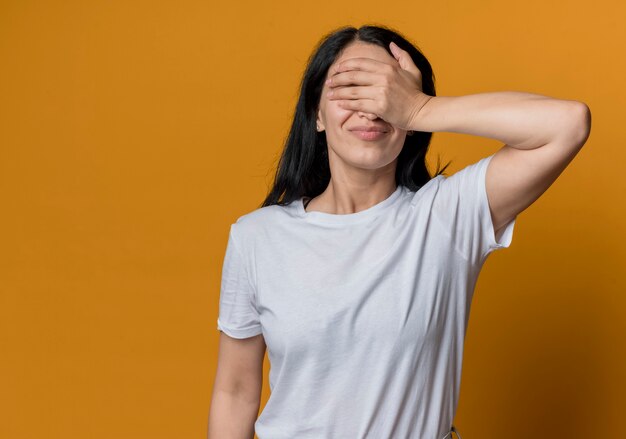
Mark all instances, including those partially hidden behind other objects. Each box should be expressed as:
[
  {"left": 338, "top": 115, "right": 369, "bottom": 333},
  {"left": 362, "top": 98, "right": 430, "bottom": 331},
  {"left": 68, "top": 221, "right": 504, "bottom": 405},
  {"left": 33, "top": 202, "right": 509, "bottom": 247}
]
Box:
[{"left": 216, "top": 153, "right": 516, "bottom": 439}]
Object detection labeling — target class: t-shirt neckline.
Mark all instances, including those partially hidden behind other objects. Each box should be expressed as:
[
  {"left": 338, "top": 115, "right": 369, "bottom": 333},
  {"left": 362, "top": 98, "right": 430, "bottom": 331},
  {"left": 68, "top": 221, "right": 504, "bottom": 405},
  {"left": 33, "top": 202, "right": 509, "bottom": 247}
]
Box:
[{"left": 296, "top": 185, "right": 404, "bottom": 225}]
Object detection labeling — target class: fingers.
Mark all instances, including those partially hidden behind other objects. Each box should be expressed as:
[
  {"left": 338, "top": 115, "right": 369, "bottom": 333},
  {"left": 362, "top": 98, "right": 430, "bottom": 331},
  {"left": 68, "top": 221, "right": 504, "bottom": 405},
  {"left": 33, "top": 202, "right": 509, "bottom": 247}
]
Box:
[
  {"left": 334, "top": 98, "right": 379, "bottom": 114},
  {"left": 329, "top": 56, "right": 395, "bottom": 76},
  {"left": 326, "top": 84, "right": 379, "bottom": 102},
  {"left": 326, "top": 70, "right": 377, "bottom": 88},
  {"left": 389, "top": 42, "right": 421, "bottom": 81}
]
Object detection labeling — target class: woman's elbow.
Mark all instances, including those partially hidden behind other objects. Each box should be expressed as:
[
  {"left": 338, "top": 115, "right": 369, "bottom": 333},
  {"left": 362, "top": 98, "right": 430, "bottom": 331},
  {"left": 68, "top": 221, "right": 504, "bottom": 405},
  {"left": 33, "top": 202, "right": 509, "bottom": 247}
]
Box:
[{"left": 564, "top": 100, "right": 592, "bottom": 148}]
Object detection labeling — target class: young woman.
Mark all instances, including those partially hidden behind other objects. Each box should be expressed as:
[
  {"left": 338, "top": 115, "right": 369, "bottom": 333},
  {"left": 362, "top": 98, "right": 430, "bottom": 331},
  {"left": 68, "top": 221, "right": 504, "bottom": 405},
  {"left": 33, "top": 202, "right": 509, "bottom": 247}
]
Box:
[{"left": 208, "top": 24, "right": 591, "bottom": 439}]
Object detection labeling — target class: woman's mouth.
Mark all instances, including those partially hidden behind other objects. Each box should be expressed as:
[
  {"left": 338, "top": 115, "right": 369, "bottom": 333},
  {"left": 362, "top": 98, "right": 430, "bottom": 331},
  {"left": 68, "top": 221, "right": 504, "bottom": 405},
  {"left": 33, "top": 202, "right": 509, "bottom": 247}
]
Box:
[{"left": 349, "top": 130, "right": 389, "bottom": 141}]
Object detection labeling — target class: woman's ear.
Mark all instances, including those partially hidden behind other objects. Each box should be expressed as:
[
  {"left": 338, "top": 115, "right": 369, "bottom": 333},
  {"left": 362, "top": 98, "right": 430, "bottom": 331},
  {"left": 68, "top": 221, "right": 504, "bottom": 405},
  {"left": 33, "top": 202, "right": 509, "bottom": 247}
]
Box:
[{"left": 316, "top": 110, "right": 325, "bottom": 132}]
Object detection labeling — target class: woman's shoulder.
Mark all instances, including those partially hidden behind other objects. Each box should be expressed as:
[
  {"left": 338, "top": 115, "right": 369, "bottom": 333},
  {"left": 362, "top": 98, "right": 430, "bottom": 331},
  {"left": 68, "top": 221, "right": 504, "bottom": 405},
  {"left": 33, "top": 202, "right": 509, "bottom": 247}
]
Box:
[
  {"left": 405, "top": 175, "right": 445, "bottom": 207},
  {"left": 230, "top": 199, "right": 299, "bottom": 239}
]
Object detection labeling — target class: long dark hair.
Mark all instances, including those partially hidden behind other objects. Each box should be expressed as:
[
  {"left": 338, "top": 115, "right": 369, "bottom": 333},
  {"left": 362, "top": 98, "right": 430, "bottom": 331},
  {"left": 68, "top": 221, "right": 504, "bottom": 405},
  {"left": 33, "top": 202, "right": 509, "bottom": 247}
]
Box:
[{"left": 260, "top": 24, "right": 451, "bottom": 208}]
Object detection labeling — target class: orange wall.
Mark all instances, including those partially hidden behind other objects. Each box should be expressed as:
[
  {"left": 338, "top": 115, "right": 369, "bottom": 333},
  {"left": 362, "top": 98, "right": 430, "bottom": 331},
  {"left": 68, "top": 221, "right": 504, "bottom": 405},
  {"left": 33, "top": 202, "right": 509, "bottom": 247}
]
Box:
[{"left": 1, "top": 1, "right": 623, "bottom": 438}]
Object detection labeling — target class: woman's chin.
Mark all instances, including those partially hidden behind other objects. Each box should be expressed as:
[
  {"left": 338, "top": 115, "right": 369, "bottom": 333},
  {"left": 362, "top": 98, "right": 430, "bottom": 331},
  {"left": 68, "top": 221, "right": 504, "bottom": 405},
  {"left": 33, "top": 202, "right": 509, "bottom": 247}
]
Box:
[{"left": 341, "top": 152, "right": 399, "bottom": 170}]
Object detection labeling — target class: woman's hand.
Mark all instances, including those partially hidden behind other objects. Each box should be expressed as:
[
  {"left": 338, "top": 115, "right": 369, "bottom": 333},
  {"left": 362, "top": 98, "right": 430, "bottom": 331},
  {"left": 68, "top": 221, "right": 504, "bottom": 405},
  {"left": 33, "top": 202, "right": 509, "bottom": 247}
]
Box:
[{"left": 325, "top": 41, "right": 433, "bottom": 131}]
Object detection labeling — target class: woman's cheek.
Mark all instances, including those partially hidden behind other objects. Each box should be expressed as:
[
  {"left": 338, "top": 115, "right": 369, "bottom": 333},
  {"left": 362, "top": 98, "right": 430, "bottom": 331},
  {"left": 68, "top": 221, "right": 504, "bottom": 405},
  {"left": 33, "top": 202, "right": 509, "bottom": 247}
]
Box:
[{"left": 329, "top": 102, "right": 353, "bottom": 118}]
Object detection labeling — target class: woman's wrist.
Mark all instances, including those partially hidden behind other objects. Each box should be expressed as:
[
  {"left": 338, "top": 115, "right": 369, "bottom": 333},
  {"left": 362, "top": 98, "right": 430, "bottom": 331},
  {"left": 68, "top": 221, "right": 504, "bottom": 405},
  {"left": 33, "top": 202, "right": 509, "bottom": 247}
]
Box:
[{"left": 408, "top": 94, "right": 435, "bottom": 132}]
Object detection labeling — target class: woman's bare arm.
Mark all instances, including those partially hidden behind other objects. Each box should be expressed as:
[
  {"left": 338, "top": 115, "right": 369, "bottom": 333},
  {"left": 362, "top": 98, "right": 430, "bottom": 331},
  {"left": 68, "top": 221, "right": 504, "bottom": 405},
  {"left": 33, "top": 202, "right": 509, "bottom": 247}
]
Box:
[
  {"left": 411, "top": 91, "right": 589, "bottom": 150},
  {"left": 208, "top": 332, "right": 266, "bottom": 439}
]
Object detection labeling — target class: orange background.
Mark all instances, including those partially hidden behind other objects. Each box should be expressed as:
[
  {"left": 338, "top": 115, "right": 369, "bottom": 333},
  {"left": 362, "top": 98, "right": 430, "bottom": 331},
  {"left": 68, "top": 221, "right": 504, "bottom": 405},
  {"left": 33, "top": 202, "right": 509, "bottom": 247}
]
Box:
[{"left": 1, "top": 1, "right": 624, "bottom": 438}]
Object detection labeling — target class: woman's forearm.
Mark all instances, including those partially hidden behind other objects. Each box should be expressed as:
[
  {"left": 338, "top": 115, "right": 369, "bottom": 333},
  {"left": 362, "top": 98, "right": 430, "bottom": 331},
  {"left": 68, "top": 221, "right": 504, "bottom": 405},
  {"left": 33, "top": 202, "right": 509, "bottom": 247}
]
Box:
[
  {"left": 411, "top": 91, "right": 589, "bottom": 150},
  {"left": 208, "top": 389, "right": 259, "bottom": 439}
]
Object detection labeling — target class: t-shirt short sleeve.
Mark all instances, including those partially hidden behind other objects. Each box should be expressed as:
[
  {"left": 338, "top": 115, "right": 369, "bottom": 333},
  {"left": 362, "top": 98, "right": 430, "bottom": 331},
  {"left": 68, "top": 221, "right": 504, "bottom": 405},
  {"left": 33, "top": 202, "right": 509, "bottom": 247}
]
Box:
[
  {"left": 432, "top": 153, "right": 516, "bottom": 264},
  {"left": 216, "top": 224, "right": 263, "bottom": 339}
]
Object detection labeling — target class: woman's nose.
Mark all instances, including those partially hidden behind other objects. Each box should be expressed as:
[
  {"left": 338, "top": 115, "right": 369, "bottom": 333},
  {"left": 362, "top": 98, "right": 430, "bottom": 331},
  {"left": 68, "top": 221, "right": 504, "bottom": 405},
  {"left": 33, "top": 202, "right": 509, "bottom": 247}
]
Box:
[{"left": 357, "top": 110, "right": 380, "bottom": 120}]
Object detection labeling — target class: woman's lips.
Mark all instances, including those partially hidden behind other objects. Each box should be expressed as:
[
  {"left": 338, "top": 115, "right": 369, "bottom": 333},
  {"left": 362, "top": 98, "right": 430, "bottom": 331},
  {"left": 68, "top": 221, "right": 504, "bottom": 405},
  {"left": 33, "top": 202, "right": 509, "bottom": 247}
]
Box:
[{"left": 350, "top": 129, "right": 389, "bottom": 141}]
